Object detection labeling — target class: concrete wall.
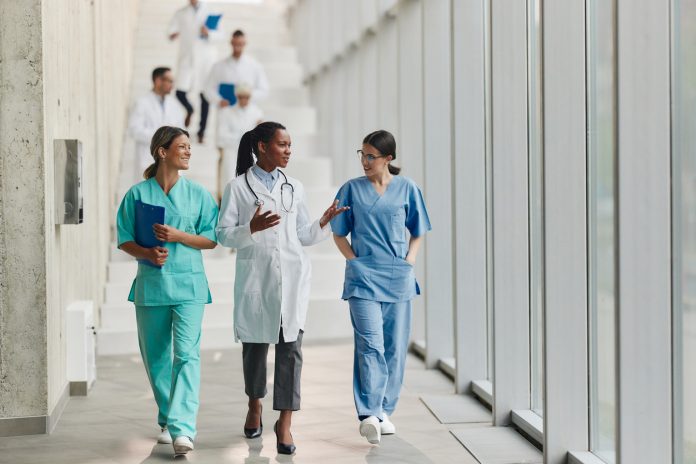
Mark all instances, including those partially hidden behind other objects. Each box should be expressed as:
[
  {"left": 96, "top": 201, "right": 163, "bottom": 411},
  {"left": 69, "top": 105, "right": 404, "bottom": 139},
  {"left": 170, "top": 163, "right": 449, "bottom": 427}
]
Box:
[
  {"left": 0, "top": 0, "right": 138, "bottom": 431},
  {"left": 0, "top": 0, "right": 48, "bottom": 421}
]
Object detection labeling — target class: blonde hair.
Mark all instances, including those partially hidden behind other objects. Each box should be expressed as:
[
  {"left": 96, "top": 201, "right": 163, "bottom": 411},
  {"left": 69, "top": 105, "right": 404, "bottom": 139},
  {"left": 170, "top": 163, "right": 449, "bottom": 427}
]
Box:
[{"left": 235, "top": 83, "right": 252, "bottom": 97}]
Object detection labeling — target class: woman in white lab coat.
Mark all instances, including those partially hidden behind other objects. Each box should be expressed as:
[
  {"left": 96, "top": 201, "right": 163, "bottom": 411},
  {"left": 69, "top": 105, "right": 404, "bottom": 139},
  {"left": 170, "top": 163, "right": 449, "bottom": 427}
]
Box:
[
  {"left": 216, "top": 84, "right": 264, "bottom": 202},
  {"left": 215, "top": 121, "right": 347, "bottom": 455}
]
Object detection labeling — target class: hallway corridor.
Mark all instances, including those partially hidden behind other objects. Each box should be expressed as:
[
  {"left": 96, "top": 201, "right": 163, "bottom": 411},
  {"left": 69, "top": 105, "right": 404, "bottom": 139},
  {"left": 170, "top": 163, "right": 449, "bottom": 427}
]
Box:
[
  {"left": 2, "top": 0, "right": 691, "bottom": 462},
  {"left": 0, "top": 344, "right": 502, "bottom": 463}
]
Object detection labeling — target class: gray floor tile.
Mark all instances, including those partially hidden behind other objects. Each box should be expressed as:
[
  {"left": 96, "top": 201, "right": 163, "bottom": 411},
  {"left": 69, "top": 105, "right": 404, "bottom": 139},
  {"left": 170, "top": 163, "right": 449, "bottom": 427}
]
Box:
[
  {"left": 451, "top": 426, "right": 543, "bottom": 464},
  {"left": 420, "top": 393, "right": 492, "bottom": 424},
  {"left": 0, "top": 344, "right": 481, "bottom": 463}
]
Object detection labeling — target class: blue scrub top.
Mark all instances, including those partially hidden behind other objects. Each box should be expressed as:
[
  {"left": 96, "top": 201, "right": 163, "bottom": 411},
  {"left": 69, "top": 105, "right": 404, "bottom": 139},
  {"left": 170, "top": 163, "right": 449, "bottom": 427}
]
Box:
[
  {"left": 331, "top": 175, "right": 432, "bottom": 303},
  {"left": 116, "top": 176, "right": 219, "bottom": 306}
]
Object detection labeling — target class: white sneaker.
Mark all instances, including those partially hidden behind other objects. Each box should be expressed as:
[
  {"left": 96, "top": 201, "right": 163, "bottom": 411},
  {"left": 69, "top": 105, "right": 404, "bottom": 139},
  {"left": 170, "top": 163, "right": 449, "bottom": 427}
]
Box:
[
  {"left": 359, "top": 416, "right": 381, "bottom": 444},
  {"left": 173, "top": 436, "right": 194, "bottom": 455},
  {"left": 380, "top": 414, "right": 396, "bottom": 435},
  {"left": 157, "top": 427, "right": 172, "bottom": 444}
]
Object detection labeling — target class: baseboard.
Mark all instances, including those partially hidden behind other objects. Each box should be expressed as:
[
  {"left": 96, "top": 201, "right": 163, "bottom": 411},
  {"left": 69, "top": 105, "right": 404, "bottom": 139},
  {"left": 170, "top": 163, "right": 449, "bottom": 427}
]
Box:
[
  {"left": 0, "top": 415, "right": 47, "bottom": 437},
  {"left": 69, "top": 380, "right": 94, "bottom": 397},
  {"left": 47, "top": 382, "right": 70, "bottom": 434},
  {"left": 0, "top": 382, "right": 71, "bottom": 437}
]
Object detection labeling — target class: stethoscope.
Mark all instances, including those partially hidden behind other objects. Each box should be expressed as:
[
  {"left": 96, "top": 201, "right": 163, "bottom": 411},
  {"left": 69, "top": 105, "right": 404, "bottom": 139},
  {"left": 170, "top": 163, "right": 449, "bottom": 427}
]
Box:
[{"left": 245, "top": 168, "right": 295, "bottom": 212}]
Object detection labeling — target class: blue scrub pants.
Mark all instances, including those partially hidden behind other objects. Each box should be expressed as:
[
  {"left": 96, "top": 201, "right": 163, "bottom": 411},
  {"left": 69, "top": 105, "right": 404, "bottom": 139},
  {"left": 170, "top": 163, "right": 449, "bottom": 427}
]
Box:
[
  {"left": 348, "top": 297, "right": 412, "bottom": 419},
  {"left": 135, "top": 304, "right": 205, "bottom": 441}
]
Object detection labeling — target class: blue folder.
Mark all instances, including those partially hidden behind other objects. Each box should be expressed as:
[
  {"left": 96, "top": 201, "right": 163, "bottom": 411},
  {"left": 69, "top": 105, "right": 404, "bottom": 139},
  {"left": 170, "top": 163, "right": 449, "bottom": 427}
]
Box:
[
  {"left": 134, "top": 200, "right": 165, "bottom": 269},
  {"left": 219, "top": 83, "right": 237, "bottom": 106},
  {"left": 205, "top": 14, "right": 222, "bottom": 31}
]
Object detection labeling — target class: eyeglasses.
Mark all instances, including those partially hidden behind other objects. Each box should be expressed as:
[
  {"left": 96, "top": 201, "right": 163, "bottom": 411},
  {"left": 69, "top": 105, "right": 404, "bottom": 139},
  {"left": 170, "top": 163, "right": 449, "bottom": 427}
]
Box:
[{"left": 357, "top": 149, "right": 387, "bottom": 163}]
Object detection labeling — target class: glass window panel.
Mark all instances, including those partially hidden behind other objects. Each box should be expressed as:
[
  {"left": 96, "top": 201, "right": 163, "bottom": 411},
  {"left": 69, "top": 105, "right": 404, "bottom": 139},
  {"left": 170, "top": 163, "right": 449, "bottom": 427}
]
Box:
[
  {"left": 528, "top": 0, "right": 544, "bottom": 417},
  {"left": 484, "top": 0, "right": 494, "bottom": 382},
  {"left": 587, "top": 0, "right": 617, "bottom": 461},
  {"left": 673, "top": 1, "right": 696, "bottom": 462}
]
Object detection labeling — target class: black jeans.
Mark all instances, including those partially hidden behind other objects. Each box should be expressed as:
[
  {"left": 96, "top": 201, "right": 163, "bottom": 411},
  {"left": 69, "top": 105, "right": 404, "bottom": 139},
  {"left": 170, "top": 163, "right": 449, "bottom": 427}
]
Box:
[{"left": 175, "top": 90, "right": 209, "bottom": 137}]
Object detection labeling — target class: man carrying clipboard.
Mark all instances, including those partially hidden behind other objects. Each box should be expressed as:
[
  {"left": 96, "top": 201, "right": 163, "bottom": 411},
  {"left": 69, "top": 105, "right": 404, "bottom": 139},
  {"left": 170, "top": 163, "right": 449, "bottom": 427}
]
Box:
[
  {"left": 168, "top": 0, "right": 223, "bottom": 143},
  {"left": 205, "top": 29, "right": 270, "bottom": 200}
]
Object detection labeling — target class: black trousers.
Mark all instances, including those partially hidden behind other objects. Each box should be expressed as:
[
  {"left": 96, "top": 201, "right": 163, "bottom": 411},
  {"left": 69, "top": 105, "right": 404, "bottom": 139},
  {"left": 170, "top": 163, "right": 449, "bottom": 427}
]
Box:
[
  {"left": 242, "top": 328, "right": 303, "bottom": 411},
  {"left": 175, "top": 90, "right": 209, "bottom": 137}
]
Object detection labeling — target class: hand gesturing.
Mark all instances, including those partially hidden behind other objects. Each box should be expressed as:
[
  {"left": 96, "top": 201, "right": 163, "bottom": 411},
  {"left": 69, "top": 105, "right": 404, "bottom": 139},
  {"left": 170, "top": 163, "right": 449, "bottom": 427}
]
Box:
[
  {"left": 250, "top": 206, "right": 281, "bottom": 233},
  {"left": 320, "top": 199, "right": 350, "bottom": 228}
]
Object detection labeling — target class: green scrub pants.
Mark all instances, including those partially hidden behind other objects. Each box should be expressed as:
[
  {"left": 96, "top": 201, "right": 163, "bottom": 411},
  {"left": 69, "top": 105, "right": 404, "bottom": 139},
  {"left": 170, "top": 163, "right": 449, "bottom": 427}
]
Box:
[{"left": 135, "top": 304, "right": 205, "bottom": 440}]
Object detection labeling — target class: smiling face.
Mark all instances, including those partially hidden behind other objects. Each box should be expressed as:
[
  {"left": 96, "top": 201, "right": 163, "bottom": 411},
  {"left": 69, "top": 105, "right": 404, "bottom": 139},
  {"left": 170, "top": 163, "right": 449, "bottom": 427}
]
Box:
[
  {"left": 159, "top": 134, "right": 192, "bottom": 171},
  {"left": 360, "top": 143, "right": 392, "bottom": 177},
  {"left": 257, "top": 129, "right": 292, "bottom": 170}
]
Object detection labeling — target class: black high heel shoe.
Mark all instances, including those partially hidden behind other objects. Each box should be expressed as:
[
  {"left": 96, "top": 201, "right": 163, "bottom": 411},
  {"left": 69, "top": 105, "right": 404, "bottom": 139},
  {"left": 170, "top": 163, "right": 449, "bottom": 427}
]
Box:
[
  {"left": 244, "top": 408, "right": 263, "bottom": 439},
  {"left": 274, "top": 421, "right": 296, "bottom": 455}
]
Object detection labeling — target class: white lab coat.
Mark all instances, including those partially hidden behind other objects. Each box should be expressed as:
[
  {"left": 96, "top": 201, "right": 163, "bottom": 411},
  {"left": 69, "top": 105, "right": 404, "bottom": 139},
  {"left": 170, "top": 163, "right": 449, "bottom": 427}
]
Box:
[
  {"left": 167, "top": 3, "right": 221, "bottom": 92},
  {"left": 217, "top": 103, "right": 264, "bottom": 187},
  {"left": 216, "top": 169, "right": 330, "bottom": 344},
  {"left": 128, "top": 91, "right": 185, "bottom": 181},
  {"left": 204, "top": 55, "right": 270, "bottom": 106}
]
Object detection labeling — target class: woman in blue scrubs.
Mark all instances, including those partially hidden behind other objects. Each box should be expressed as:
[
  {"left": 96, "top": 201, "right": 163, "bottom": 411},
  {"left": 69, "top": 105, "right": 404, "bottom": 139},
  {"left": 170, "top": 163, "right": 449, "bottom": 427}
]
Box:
[
  {"left": 330, "top": 129, "right": 431, "bottom": 445},
  {"left": 116, "top": 126, "right": 218, "bottom": 456}
]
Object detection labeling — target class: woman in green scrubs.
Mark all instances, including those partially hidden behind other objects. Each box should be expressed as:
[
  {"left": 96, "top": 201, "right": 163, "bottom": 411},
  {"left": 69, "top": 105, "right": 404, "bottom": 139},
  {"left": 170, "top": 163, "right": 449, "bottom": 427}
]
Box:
[{"left": 116, "top": 126, "right": 218, "bottom": 456}]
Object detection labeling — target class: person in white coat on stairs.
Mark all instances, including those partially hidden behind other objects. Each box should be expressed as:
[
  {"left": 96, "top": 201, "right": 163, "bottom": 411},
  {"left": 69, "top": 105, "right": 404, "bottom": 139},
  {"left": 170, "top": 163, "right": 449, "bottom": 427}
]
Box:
[
  {"left": 128, "top": 67, "right": 185, "bottom": 183},
  {"left": 215, "top": 121, "right": 348, "bottom": 455},
  {"left": 216, "top": 83, "right": 264, "bottom": 202},
  {"left": 204, "top": 29, "right": 269, "bottom": 107},
  {"left": 168, "top": 0, "right": 222, "bottom": 143}
]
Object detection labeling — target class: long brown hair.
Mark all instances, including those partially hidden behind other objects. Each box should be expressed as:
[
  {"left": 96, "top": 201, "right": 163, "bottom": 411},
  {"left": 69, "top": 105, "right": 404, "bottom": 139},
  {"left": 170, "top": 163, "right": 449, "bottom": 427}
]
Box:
[{"left": 144, "top": 126, "right": 189, "bottom": 179}]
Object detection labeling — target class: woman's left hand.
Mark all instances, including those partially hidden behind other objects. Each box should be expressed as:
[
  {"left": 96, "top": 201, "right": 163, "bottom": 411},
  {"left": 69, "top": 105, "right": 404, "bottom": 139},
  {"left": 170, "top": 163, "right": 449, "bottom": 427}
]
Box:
[
  {"left": 320, "top": 200, "right": 350, "bottom": 228},
  {"left": 153, "top": 223, "right": 184, "bottom": 243}
]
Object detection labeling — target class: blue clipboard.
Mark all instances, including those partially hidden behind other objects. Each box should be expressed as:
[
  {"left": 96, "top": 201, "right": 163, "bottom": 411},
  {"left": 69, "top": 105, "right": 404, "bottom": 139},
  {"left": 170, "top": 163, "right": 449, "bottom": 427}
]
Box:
[
  {"left": 219, "top": 83, "right": 237, "bottom": 106},
  {"left": 134, "top": 200, "right": 165, "bottom": 269},
  {"left": 205, "top": 14, "right": 222, "bottom": 31}
]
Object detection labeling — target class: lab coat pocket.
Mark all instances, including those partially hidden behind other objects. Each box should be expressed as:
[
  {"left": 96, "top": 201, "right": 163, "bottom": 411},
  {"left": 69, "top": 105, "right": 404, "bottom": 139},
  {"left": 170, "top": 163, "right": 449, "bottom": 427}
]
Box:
[
  {"left": 235, "top": 291, "right": 263, "bottom": 340},
  {"left": 235, "top": 258, "right": 262, "bottom": 293}
]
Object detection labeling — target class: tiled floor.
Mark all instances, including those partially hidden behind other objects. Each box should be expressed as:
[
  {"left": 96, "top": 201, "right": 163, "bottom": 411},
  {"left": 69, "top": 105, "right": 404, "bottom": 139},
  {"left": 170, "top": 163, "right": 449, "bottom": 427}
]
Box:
[{"left": 0, "top": 342, "right": 483, "bottom": 463}]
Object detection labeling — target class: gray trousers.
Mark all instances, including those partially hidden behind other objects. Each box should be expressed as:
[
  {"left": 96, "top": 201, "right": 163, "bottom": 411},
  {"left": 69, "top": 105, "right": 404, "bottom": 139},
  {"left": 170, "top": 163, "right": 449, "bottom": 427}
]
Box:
[{"left": 242, "top": 328, "right": 303, "bottom": 411}]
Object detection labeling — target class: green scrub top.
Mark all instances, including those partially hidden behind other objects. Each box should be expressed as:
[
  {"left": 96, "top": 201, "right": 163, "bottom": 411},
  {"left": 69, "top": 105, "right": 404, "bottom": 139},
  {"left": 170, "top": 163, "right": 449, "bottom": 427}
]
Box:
[{"left": 116, "top": 176, "right": 219, "bottom": 306}]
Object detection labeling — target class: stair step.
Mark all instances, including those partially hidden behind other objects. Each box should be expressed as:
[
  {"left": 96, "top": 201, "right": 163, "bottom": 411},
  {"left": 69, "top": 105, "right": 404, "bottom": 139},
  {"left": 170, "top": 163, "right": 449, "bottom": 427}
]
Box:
[
  {"left": 104, "top": 252, "right": 345, "bottom": 304},
  {"left": 97, "top": 299, "right": 351, "bottom": 355},
  {"left": 132, "top": 46, "right": 299, "bottom": 66},
  {"left": 182, "top": 154, "right": 332, "bottom": 189},
  {"left": 109, "top": 233, "right": 340, "bottom": 262},
  {"left": 107, "top": 253, "right": 345, "bottom": 285},
  {"left": 101, "top": 297, "right": 345, "bottom": 331},
  {"left": 130, "top": 63, "right": 304, "bottom": 94},
  {"left": 262, "top": 106, "right": 316, "bottom": 135},
  {"left": 104, "top": 275, "right": 343, "bottom": 306}
]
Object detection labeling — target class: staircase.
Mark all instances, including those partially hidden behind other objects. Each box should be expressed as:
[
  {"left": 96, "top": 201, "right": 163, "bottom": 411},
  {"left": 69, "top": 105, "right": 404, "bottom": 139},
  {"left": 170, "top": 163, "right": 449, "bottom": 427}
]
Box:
[{"left": 98, "top": 0, "right": 350, "bottom": 355}]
